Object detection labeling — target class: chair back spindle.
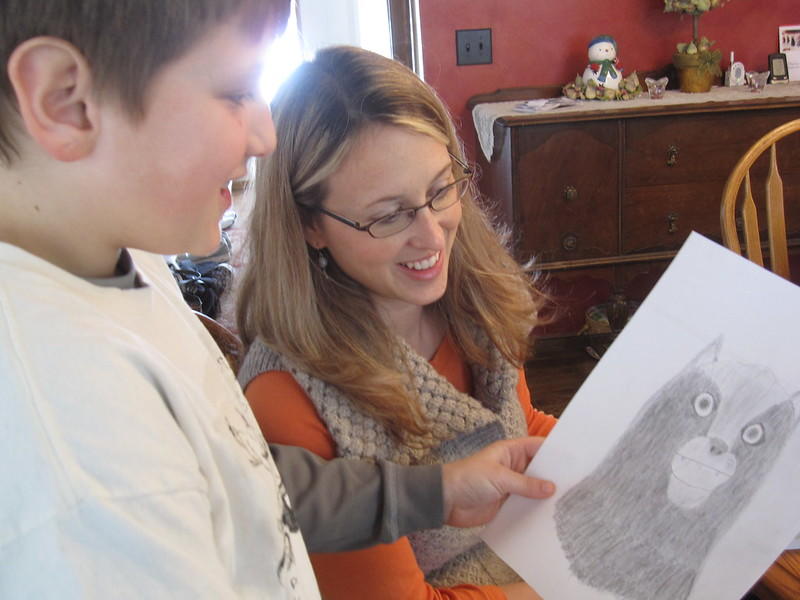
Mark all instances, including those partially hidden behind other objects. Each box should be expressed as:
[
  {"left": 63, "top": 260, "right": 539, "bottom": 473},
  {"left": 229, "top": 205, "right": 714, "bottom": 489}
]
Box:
[
  {"left": 766, "top": 144, "right": 789, "bottom": 278},
  {"left": 720, "top": 118, "right": 800, "bottom": 280}
]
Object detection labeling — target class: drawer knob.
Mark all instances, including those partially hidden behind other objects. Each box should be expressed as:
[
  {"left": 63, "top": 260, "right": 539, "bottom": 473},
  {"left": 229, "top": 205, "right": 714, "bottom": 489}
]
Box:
[
  {"left": 561, "top": 233, "right": 578, "bottom": 251},
  {"left": 666, "top": 145, "right": 679, "bottom": 167},
  {"left": 667, "top": 212, "right": 679, "bottom": 234},
  {"left": 563, "top": 185, "right": 578, "bottom": 202}
]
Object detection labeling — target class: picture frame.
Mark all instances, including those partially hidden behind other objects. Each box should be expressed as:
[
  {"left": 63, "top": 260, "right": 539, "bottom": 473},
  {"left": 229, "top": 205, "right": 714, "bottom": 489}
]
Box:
[
  {"left": 728, "top": 61, "right": 746, "bottom": 86},
  {"left": 778, "top": 25, "right": 800, "bottom": 81},
  {"left": 769, "top": 52, "right": 790, "bottom": 83}
]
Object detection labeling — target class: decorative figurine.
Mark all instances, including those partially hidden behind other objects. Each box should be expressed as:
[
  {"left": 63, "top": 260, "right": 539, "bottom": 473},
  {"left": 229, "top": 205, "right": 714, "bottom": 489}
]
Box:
[
  {"left": 582, "top": 35, "right": 622, "bottom": 91},
  {"left": 645, "top": 76, "right": 669, "bottom": 99},
  {"left": 563, "top": 34, "right": 641, "bottom": 101}
]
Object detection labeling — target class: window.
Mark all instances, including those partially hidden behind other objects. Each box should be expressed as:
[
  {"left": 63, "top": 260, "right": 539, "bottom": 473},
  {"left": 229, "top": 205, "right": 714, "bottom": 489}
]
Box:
[{"left": 260, "top": 0, "right": 421, "bottom": 102}]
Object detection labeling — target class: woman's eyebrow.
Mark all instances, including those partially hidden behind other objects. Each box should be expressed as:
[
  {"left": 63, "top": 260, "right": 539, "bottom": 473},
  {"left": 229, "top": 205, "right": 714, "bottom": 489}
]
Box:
[
  {"left": 430, "top": 162, "right": 453, "bottom": 181},
  {"left": 364, "top": 195, "right": 404, "bottom": 211},
  {"left": 363, "top": 161, "right": 454, "bottom": 210}
]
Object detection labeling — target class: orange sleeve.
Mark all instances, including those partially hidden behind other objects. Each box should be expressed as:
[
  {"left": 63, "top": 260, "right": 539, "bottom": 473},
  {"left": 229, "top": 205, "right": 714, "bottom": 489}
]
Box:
[
  {"left": 516, "top": 369, "right": 558, "bottom": 437},
  {"left": 244, "top": 370, "right": 507, "bottom": 600}
]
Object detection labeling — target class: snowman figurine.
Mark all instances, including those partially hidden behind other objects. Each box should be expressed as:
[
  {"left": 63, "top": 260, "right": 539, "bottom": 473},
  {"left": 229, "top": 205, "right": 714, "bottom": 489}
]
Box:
[{"left": 582, "top": 35, "right": 622, "bottom": 91}]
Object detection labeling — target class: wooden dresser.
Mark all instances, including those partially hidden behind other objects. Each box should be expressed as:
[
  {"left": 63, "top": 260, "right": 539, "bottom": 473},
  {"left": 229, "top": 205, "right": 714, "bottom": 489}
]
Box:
[{"left": 470, "top": 85, "right": 800, "bottom": 352}]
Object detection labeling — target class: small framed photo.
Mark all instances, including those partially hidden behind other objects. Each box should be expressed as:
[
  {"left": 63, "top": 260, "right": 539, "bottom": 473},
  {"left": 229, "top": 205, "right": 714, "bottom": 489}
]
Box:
[
  {"left": 728, "top": 61, "right": 746, "bottom": 86},
  {"left": 768, "top": 53, "right": 790, "bottom": 83},
  {"left": 778, "top": 25, "right": 800, "bottom": 80}
]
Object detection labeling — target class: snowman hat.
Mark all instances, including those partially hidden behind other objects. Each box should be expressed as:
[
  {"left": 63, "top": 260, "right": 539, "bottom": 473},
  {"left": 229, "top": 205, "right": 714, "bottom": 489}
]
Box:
[{"left": 588, "top": 35, "right": 617, "bottom": 50}]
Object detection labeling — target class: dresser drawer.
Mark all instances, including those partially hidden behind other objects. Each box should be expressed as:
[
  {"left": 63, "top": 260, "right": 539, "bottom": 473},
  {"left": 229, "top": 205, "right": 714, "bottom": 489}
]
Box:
[
  {"left": 624, "top": 109, "right": 800, "bottom": 188},
  {"left": 622, "top": 181, "right": 722, "bottom": 252},
  {"left": 622, "top": 134, "right": 800, "bottom": 253},
  {"left": 513, "top": 122, "right": 618, "bottom": 262}
]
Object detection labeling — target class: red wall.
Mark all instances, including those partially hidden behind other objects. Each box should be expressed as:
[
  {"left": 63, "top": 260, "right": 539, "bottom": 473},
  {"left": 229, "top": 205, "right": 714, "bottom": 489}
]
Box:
[{"left": 419, "top": 0, "right": 800, "bottom": 160}]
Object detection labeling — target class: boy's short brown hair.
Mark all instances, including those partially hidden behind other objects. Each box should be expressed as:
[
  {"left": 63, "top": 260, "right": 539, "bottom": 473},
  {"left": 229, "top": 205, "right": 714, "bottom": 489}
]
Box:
[{"left": 0, "top": 0, "right": 289, "bottom": 164}]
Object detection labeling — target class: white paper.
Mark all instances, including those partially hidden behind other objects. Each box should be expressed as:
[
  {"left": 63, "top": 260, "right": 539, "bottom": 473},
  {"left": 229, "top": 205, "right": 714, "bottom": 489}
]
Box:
[
  {"left": 788, "top": 531, "right": 800, "bottom": 550},
  {"left": 779, "top": 25, "right": 800, "bottom": 82},
  {"left": 483, "top": 233, "right": 800, "bottom": 600},
  {"left": 514, "top": 98, "right": 579, "bottom": 113}
]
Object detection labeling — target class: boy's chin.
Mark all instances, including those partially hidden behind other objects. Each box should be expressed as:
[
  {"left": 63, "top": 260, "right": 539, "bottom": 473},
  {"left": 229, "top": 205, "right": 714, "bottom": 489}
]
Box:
[
  {"left": 150, "top": 231, "right": 224, "bottom": 259},
  {"left": 185, "top": 234, "right": 225, "bottom": 259}
]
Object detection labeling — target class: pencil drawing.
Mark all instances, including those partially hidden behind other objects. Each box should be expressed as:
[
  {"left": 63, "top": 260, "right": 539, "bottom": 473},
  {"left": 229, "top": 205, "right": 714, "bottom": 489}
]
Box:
[{"left": 554, "top": 337, "right": 799, "bottom": 600}]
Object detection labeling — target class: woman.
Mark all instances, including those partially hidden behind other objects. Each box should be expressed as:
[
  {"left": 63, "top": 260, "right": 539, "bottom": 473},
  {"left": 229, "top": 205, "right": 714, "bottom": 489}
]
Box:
[{"left": 237, "top": 46, "right": 556, "bottom": 600}]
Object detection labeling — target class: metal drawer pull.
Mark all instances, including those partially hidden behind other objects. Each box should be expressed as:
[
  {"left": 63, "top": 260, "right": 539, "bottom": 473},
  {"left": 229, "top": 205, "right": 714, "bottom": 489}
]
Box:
[
  {"left": 666, "top": 145, "right": 678, "bottom": 167},
  {"left": 563, "top": 185, "right": 578, "bottom": 202},
  {"left": 561, "top": 233, "right": 578, "bottom": 251},
  {"left": 667, "top": 212, "right": 679, "bottom": 234}
]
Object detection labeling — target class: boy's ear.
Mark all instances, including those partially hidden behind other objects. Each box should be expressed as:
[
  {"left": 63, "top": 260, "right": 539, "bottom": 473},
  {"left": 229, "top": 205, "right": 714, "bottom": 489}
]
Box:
[{"left": 7, "top": 37, "right": 99, "bottom": 161}]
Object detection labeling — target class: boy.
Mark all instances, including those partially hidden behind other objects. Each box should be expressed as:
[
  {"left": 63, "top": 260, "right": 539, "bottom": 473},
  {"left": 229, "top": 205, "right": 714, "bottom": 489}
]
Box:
[{"left": 0, "top": 1, "right": 555, "bottom": 597}]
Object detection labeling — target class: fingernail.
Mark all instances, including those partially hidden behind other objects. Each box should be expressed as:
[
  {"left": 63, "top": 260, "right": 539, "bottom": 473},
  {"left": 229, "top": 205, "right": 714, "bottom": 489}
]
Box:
[{"left": 540, "top": 481, "right": 555, "bottom": 495}]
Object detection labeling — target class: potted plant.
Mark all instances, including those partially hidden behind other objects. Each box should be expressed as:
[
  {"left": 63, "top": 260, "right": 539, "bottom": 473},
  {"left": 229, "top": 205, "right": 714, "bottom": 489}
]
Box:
[{"left": 665, "top": 0, "right": 726, "bottom": 92}]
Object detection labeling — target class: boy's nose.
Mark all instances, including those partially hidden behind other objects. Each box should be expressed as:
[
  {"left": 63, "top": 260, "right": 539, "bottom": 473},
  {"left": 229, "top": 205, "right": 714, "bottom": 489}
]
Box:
[{"left": 246, "top": 103, "right": 277, "bottom": 158}]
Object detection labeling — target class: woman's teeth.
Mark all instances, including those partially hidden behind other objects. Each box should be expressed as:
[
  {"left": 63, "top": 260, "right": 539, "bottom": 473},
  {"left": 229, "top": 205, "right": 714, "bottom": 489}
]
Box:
[{"left": 402, "top": 252, "right": 440, "bottom": 271}]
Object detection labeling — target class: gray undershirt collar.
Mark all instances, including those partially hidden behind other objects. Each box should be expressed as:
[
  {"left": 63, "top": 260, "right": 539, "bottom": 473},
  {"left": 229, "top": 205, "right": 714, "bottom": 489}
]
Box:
[{"left": 84, "top": 249, "right": 143, "bottom": 290}]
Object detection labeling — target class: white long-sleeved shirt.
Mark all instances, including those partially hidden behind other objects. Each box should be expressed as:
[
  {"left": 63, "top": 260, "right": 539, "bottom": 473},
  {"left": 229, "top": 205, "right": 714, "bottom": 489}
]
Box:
[{"left": 0, "top": 243, "right": 319, "bottom": 599}]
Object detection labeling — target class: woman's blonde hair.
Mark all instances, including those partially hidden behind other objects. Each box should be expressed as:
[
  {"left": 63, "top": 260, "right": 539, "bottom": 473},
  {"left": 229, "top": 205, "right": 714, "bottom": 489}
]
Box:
[{"left": 237, "top": 46, "right": 543, "bottom": 440}]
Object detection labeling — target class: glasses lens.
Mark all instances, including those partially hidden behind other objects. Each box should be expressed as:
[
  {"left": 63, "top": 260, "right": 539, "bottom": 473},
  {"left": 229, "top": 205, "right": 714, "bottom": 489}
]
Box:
[
  {"left": 369, "top": 209, "right": 415, "bottom": 238},
  {"left": 431, "top": 178, "right": 469, "bottom": 212}
]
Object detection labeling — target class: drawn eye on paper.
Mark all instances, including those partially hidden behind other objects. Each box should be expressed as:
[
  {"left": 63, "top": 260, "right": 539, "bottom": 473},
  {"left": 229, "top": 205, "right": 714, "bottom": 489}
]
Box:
[{"left": 554, "top": 337, "right": 800, "bottom": 600}]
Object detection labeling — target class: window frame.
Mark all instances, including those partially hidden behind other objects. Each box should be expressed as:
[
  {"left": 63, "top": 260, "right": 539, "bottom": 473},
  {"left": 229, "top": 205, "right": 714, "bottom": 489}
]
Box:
[{"left": 388, "top": 0, "right": 421, "bottom": 75}]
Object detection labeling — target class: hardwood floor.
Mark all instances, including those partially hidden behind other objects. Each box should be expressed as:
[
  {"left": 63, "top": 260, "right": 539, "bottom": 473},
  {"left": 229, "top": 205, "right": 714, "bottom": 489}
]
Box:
[{"left": 525, "top": 343, "right": 600, "bottom": 418}]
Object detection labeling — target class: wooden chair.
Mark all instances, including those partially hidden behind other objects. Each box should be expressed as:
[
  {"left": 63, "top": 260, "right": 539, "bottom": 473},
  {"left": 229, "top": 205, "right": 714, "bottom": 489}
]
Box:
[
  {"left": 720, "top": 118, "right": 800, "bottom": 280},
  {"left": 194, "top": 311, "right": 244, "bottom": 374}
]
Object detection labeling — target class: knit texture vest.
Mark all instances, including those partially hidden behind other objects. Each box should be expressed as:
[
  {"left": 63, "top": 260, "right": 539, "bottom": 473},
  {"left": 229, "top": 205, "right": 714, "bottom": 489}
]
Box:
[{"left": 238, "top": 332, "right": 527, "bottom": 588}]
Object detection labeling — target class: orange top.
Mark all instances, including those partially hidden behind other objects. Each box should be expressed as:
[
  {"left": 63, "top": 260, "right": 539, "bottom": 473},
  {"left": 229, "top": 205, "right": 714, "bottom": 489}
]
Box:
[{"left": 245, "top": 336, "right": 557, "bottom": 600}]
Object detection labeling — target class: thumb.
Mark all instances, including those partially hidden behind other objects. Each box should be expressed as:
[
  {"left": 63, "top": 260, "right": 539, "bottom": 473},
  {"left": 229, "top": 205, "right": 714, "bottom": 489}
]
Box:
[{"left": 498, "top": 469, "right": 556, "bottom": 500}]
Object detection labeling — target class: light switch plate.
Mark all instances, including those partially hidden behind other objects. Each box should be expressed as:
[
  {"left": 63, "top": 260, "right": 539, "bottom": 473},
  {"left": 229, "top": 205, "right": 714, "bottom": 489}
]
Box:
[{"left": 456, "top": 28, "right": 492, "bottom": 66}]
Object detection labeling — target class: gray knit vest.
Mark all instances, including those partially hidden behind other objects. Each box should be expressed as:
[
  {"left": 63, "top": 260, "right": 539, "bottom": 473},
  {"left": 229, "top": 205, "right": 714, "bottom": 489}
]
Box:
[{"left": 238, "top": 332, "right": 527, "bottom": 588}]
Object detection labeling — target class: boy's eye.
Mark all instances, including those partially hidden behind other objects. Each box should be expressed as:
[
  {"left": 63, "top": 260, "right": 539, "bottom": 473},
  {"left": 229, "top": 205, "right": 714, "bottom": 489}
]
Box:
[{"left": 227, "top": 91, "right": 256, "bottom": 106}]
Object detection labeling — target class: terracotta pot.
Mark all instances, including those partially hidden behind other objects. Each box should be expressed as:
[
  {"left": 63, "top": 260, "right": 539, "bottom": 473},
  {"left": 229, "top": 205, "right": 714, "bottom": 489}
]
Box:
[{"left": 672, "top": 52, "right": 717, "bottom": 93}]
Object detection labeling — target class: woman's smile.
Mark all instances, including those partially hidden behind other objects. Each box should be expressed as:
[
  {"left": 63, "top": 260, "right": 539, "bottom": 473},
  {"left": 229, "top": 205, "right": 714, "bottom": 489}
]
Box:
[{"left": 400, "top": 251, "right": 441, "bottom": 274}]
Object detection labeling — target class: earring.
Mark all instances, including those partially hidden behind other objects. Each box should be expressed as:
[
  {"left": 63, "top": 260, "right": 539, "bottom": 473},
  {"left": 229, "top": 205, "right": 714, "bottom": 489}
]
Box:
[{"left": 317, "top": 249, "right": 328, "bottom": 270}]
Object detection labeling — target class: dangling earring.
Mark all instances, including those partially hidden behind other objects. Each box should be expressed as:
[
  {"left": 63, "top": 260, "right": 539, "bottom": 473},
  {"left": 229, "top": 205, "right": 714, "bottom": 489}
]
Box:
[{"left": 310, "top": 244, "right": 329, "bottom": 273}]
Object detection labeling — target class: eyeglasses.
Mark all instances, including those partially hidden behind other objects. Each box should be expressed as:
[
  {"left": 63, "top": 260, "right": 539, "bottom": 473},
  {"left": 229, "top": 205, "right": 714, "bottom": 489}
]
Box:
[{"left": 310, "top": 153, "right": 473, "bottom": 239}]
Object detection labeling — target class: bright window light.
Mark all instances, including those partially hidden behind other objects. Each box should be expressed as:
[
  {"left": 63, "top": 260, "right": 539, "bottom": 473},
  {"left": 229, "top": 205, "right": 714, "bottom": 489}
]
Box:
[
  {"left": 357, "top": 0, "right": 391, "bottom": 58},
  {"left": 259, "top": 5, "right": 304, "bottom": 103},
  {"left": 259, "top": 1, "right": 393, "bottom": 104}
]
